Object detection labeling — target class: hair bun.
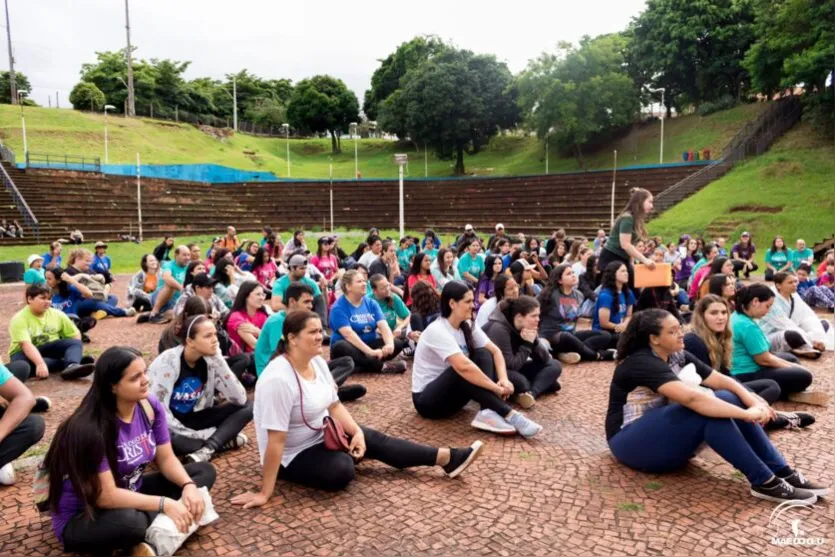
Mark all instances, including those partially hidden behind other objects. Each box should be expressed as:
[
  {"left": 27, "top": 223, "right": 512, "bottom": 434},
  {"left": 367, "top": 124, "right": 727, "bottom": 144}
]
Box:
[{"left": 630, "top": 187, "right": 640, "bottom": 194}]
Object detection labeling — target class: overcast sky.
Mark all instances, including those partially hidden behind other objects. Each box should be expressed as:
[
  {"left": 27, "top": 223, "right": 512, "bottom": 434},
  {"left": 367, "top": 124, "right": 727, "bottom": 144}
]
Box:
[{"left": 7, "top": 0, "right": 648, "bottom": 109}]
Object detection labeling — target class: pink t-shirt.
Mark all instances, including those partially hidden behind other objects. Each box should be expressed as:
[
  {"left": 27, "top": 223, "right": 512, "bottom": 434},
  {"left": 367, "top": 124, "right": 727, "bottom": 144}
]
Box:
[
  {"left": 226, "top": 310, "right": 268, "bottom": 352},
  {"left": 689, "top": 266, "right": 711, "bottom": 300},
  {"left": 310, "top": 254, "right": 339, "bottom": 282},
  {"left": 253, "top": 261, "right": 278, "bottom": 288}
]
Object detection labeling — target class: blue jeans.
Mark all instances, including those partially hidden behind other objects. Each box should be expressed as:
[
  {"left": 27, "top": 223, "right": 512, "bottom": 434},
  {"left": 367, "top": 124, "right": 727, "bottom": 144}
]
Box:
[
  {"left": 150, "top": 289, "right": 176, "bottom": 313},
  {"left": 608, "top": 390, "right": 786, "bottom": 486},
  {"left": 76, "top": 295, "right": 127, "bottom": 318},
  {"left": 10, "top": 338, "right": 84, "bottom": 374}
]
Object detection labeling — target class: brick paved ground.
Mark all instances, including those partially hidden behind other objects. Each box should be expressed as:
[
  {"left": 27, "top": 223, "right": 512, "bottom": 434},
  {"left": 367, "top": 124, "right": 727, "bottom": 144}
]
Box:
[{"left": 0, "top": 276, "right": 832, "bottom": 556}]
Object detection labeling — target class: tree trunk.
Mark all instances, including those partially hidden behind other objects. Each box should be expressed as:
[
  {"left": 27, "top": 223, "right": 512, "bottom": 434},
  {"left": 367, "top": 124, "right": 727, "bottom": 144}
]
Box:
[
  {"left": 573, "top": 143, "right": 586, "bottom": 171},
  {"left": 330, "top": 130, "right": 341, "bottom": 154},
  {"left": 454, "top": 144, "right": 465, "bottom": 175}
]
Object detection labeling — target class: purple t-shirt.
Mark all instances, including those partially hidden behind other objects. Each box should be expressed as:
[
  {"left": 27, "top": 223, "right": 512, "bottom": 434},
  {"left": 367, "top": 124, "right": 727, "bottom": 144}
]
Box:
[
  {"left": 52, "top": 396, "right": 170, "bottom": 543},
  {"left": 732, "top": 242, "right": 756, "bottom": 261},
  {"left": 675, "top": 256, "right": 697, "bottom": 282}
]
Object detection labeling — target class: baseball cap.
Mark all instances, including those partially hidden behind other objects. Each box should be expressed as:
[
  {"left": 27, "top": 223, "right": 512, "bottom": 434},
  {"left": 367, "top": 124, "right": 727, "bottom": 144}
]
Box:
[
  {"left": 94, "top": 241, "right": 108, "bottom": 249},
  {"left": 289, "top": 254, "right": 308, "bottom": 267},
  {"left": 191, "top": 273, "right": 217, "bottom": 288},
  {"left": 741, "top": 231, "right": 751, "bottom": 237},
  {"left": 464, "top": 224, "right": 474, "bottom": 232},
  {"left": 496, "top": 223, "right": 504, "bottom": 231},
  {"left": 27, "top": 254, "right": 43, "bottom": 267}
]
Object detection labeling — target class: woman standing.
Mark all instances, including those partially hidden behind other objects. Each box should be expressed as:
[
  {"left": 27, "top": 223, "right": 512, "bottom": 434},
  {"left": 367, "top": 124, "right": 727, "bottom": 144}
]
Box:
[
  {"left": 43, "top": 347, "right": 216, "bottom": 555},
  {"left": 482, "top": 296, "right": 562, "bottom": 409},
  {"left": 599, "top": 187, "right": 656, "bottom": 288},
  {"left": 231, "top": 310, "right": 484, "bottom": 507}
]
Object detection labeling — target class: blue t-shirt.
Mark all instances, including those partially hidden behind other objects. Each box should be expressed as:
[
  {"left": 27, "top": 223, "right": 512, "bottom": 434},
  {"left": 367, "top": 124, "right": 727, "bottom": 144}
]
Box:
[
  {"left": 592, "top": 288, "right": 636, "bottom": 331},
  {"left": 42, "top": 253, "right": 62, "bottom": 268},
  {"left": 51, "top": 286, "right": 85, "bottom": 315},
  {"left": 255, "top": 310, "right": 286, "bottom": 377},
  {"left": 329, "top": 296, "right": 385, "bottom": 345},
  {"left": 91, "top": 254, "right": 112, "bottom": 274},
  {"left": 0, "top": 363, "right": 12, "bottom": 387}
]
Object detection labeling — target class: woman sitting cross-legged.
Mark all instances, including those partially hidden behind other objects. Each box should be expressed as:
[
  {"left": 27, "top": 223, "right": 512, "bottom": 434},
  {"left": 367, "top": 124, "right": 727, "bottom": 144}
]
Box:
[
  {"left": 43, "top": 346, "right": 217, "bottom": 556},
  {"left": 149, "top": 315, "right": 253, "bottom": 465},
  {"left": 230, "top": 310, "right": 485, "bottom": 507},
  {"left": 481, "top": 296, "right": 562, "bottom": 409},
  {"left": 684, "top": 295, "right": 814, "bottom": 431},
  {"left": 759, "top": 271, "right": 833, "bottom": 356},
  {"left": 329, "top": 270, "right": 406, "bottom": 374},
  {"left": 730, "top": 284, "right": 827, "bottom": 406},
  {"left": 606, "top": 309, "right": 828, "bottom": 506},
  {"left": 224, "top": 281, "right": 269, "bottom": 354},
  {"left": 592, "top": 261, "right": 635, "bottom": 340},
  {"left": 127, "top": 254, "right": 161, "bottom": 313},
  {"left": 46, "top": 267, "right": 136, "bottom": 320},
  {"left": 538, "top": 264, "right": 618, "bottom": 364},
  {"left": 411, "top": 281, "right": 543, "bottom": 438}
]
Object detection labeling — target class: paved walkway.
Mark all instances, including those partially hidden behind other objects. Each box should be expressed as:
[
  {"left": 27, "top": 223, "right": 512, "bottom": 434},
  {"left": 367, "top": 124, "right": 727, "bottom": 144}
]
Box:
[{"left": 0, "top": 276, "right": 832, "bottom": 556}]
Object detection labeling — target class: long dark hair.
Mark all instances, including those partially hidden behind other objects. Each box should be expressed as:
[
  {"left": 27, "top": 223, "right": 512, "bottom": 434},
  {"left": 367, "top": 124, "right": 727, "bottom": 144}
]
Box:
[
  {"left": 140, "top": 253, "right": 156, "bottom": 273},
  {"left": 708, "top": 257, "right": 730, "bottom": 275},
  {"left": 44, "top": 347, "right": 144, "bottom": 515},
  {"left": 229, "top": 281, "right": 266, "bottom": 316},
  {"left": 46, "top": 265, "right": 71, "bottom": 297},
  {"left": 600, "top": 261, "right": 626, "bottom": 316},
  {"left": 585, "top": 254, "right": 601, "bottom": 288},
  {"left": 437, "top": 248, "right": 453, "bottom": 276},
  {"left": 212, "top": 248, "right": 231, "bottom": 266},
  {"left": 351, "top": 242, "right": 369, "bottom": 261},
  {"left": 411, "top": 280, "right": 440, "bottom": 317},
  {"left": 403, "top": 252, "right": 430, "bottom": 303},
  {"left": 498, "top": 295, "right": 539, "bottom": 331},
  {"left": 159, "top": 296, "right": 212, "bottom": 352},
  {"left": 440, "top": 281, "right": 475, "bottom": 355},
  {"left": 538, "top": 264, "right": 571, "bottom": 313},
  {"left": 620, "top": 187, "right": 652, "bottom": 240},
  {"left": 770, "top": 235, "right": 788, "bottom": 254},
  {"left": 708, "top": 274, "right": 733, "bottom": 298},
  {"left": 616, "top": 308, "right": 669, "bottom": 361},
  {"left": 250, "top": 247, "right": 271, "bottom": 274},
  {"left": 493, "top": 274, "right": 513, "bottom": 303},
  {"left": 183, "top": 261, "right": 205, "bottom": 288},
  {"left": 214, "top": 258, "right": 234, "bottom": 287},
  {"left": 275, "top": 310, "right": 320, "bottom": 358},
  {"left": 735, "top": 283, "right": 774, "bottom": 314}
]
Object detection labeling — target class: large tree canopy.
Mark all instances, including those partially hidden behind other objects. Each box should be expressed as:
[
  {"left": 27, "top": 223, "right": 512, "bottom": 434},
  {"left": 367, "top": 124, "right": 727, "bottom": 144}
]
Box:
[
  {"left": 69, "top": 81, "right": 106, "bottom": 111},
  {"left": 0, "top": 71, "right": 32, "bottom": 104},
  {"left": 518, "top": 34, "right": 640, "bottom": 168},
  {"left": 287, "top": 75, "right": 359, "bottom": 153},
  {"left": 379, "top": 48, "right": 518, "bottom": 175}
]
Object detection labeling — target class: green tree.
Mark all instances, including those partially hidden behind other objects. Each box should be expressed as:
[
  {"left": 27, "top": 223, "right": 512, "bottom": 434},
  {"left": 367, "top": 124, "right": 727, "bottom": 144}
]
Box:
[
  {"left": 379, "top": 48, "right": 518, "bottom": 175},
  {"left": 0, "top": 71, "right": 32, "bottom": 104},
  {"left": 287, "top": 75, "right": 359, "bottom": 153},
  {"left": 628, "top": 0, "right": 756, "bottom": 113},
  {"left": 363, "top": 35, "right": 448, "bottom": 122},
  {"left": 69, "top": 81, "right": 106, "bottom": 111},
  {"left": 517, "top": 34, "right": 641, "bottom": 169}
]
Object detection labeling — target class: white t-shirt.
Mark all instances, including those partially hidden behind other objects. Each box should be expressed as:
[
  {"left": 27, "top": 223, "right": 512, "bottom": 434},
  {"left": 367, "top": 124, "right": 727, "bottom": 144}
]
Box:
[
  {"left": 412, "top": 318, "right": 490, "bottom": 393},
  {"left": 475, "top": 297, "right": 498, "bottom": 329},
  {"left": 254, "top": 354, "right": 339, "bottom": 467},
  {"left": 571, "top": 262, "right": 586, "bottom": 278},
  {"left": 358, "top": 251, "right": 379, "bottom": 269}
]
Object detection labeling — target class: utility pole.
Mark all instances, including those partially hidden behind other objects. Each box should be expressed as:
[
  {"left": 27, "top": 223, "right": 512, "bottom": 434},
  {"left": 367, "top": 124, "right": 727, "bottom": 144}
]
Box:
[
  {"left": 124, "top": 0, "right": 136, "bottom": 116},
  {"left": 56, "top": 91, "right": 60, "bottom": 108},
  {"left": 4, "top": 0, "right": 17, "bottom": 105},
  {"left": 232, "top": 77, "right": 237, "bottom": 132}
]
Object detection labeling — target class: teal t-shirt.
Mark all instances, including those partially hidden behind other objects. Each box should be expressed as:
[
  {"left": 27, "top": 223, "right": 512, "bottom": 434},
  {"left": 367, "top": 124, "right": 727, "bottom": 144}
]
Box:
[
  {"left": 765, "top": 249, "right": 789, "bottom": 269},
  {"left": 422, "top": 248, "right": 439, "bottom": 262},
  {"left": 0, "top": 363, "right": 12, "bottom": 387},
  {"left": 730, "top": 312, "right": 770, "bottom": 376},
  {"left": 271, "top": 274, "right": 322, "bottom": 301},
  {"left": 157, "top": 260, "right": 189, "bottom": 302},
  {"left": 397, "top": 247, "right": 416, "bottom": 271},
  {"left": 369, "top": 293, "right": 409, "bottom": 331},
  {"left": 457, "top": 252, "right": 485, "bottom": 280},
  {"left": 790, "top": 248, "right": 814, "bottom": 270},
  {"left": 24, "top": 268, "right": 46, "bottom": 285},
  {"left": 255, "top": 310, "right": 286, "bottom": 376},
  {"left": 691, "top": 258, "right": 708, "bottom": 276}
]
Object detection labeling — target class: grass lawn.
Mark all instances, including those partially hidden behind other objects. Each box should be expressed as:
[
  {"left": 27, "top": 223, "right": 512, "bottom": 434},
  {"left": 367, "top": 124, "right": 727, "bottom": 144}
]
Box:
[
  {"left": 0, "top": 104, "right": 765, "bottom": 180},
  {"left": 649, "top": 123, "right": 835, "bottom": 267},
  {"left": 0, "top": 228, "right": 461, "bottom": 275}
]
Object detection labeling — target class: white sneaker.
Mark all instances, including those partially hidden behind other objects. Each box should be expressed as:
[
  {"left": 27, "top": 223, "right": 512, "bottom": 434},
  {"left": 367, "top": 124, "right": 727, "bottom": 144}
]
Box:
[
  {"left": 0, "top": 463, "right": 15, "bottom": 486},
  {"left": 470, "top": 409, "right": 516, "bottom": 435}
]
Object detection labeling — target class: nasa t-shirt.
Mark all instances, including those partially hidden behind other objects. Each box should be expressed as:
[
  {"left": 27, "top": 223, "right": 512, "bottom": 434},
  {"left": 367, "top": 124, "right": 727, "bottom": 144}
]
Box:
[
  {"left": 329, "top": 296, "right": 386, "bottom": 345},
  {"left": 170, "top": 355, "right": 209, "bottom": 415}
]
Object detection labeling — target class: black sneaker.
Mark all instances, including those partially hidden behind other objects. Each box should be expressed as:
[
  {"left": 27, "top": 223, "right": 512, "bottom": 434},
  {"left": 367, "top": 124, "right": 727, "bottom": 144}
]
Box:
[
  {"left": 81, "top": 333, "right": 92, "bottom": 344},
  {"left": 147, "top": 313, "right": 168, "bottom": 324},
  {"left": 337, "top": 384, "right": 367, "bottom": 402},
  {"left": 750, "top": 477, "right": 817, "bottom": 505},
  {"left": 136, "top": 313, "right": 151, "bottom": 324},
  {"left": 380, "top": 360, "right": 407, "bottom": 374},
  {"left": 780, "top": 470, "right": 830, "bottom": 497},
  {"left": 777, "top": 411, "right": 815, "bottom": 430},
  {"left": 442, "top": 440, "right": 485, "bottom": 479},
  {"left": 32, "top": 396, "right": 51, "bottom": 413},
  {"left": 81, "top": 355, "right": 95, "bottom": 365},
  {"left": 598, "top": 349, "right": 617, "bottom": 361},
  {"left": 60, "top": 363, "right": 96, "bottom": 380}
]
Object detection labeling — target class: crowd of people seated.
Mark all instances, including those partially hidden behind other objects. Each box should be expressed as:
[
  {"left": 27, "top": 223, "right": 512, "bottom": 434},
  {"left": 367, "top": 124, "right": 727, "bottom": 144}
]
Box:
[{"left": 1, "top": 203, "right": 833, "bottom": 556}]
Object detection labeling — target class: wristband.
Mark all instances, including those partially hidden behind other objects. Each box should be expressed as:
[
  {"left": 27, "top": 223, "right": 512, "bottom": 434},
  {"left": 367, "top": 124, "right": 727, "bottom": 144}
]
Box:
[
  {"left": 181, "top": 481, "right": 196, "bottom": 489},
  {"left": 159, "top": 497, "right": 165, "bottom": 513}
]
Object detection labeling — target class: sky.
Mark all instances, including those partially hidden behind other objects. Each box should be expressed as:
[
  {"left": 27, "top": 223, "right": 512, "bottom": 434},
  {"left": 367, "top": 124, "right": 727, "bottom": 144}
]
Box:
[{"left": 6, "top": 0, "right": 649, "bottom": 109}]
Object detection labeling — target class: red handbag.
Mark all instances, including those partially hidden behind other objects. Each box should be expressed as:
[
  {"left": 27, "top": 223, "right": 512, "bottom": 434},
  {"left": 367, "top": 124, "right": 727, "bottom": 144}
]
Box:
[{"left": 291, "top": 361, "right": 351, "bottom": 453}]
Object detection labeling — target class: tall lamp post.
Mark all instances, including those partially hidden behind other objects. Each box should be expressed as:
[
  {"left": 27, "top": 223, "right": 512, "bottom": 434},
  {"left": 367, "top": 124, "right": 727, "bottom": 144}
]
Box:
[
  {"left": 648, "top": 87, "right": 665, "bottom": 164},
  {"left": 394, "top": 154, "right": 407, "bottom": 238},
  {"left": 349, "top": 122, "right": 359, "bottom": 179},
  {"left": 281, "top": 123, "right": 290, "bottom": 177},
  {"left": 18, "top": 91, "right": 27, "bottom": 161},
  {"left": 103, "top": 104, "right": 116, "bottom": 164}
]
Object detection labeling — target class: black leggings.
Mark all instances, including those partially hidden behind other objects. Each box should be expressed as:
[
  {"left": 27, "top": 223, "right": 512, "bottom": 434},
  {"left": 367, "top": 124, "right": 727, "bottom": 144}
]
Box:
[
  {"left": 279, "top": 426, "right": 437, "bottom": 492},
  {"left": 0, "top": 408, "right": 45, "bottom": 468},
  {"left": 61, "top": 462, "right": 216, "bottom": 553},
  {"left": 226, "top": 353, "right": 254, "bottom": 383},
  {"left": 170, "top": 401, "right": 254, "bottom": 455},
  {"left": 508, "top": 359, "right": 562, "bottom": 398},
  {"left": 548, "top": 330, "right": 615, "bottom": 361},
  {"left": 732, "top": 259, "right": 759, "bottom": 278},
  {"left": 412, "top": 348, "right": 512, "bottom": 418},
  {"left": 330, "top": 338, "right": 404, "bottom": 373},
  {"left": 736, "top": 353, "right": 812, "bottom": 400},
  {"left": 739, "top": 379, "right": 782, "bottom": 405}
]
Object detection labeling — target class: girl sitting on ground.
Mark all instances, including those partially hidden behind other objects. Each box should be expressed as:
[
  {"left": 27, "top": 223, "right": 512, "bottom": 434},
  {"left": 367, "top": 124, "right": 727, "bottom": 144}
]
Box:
[
  {"left": 431, "top": 248, "right": 461, "bottom": 290},
  {"left": 224, "top": 282, "right": 269, "bottom": 354},
  {"left": 475, "top": 274, "right": 519, "bottom": 330},
  {"left": 46, "top": 267, "right": 135, "bottom": 320},
  {"left": 127, "top": 254, "right": 160, "bottom": 313},
  {"left": 796, "top": 263, "right": 835, "bottom": 310},
  {"left": 592, "top": 262, "right": 635, "bottom": 339}
]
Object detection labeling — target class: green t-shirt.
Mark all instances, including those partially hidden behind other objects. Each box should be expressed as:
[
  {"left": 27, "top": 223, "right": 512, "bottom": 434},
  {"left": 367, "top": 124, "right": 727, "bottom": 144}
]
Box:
[
  {"left": 369, "top": 292, "right": 409, "bottom": 331},
  {"left": 790, "top": 248, "right": 814, "bottom": 270},
  {"left": 729, "top": 312, "right": 770, "bottom": 376},
  {"left": 422, "top": 248, "right": 439, "bottom": 262},
  {"left": 23, "top": 268, "right": 46, "bottom": 285},
  {"left": 457, "top": 252, "right": 485, "bottom": 280},
  {"left": 271, "top": 274, "right": 322, "bottom": 301},
  {"left": 8, "top": 307, "right": 78, "bottom": 357},
  {"left": 604, "top": 214, "right": 637, "bottom": 259},
  {"left": 765, "top": 249, "right": 790, "bottom": 269},
  {"left": 255, "top": 310, "right": 286, "bottom": 376},
  {"left": 397, "top": 246, "right": 416, "bottom": 271},
  {"left": 158, "top": 260, "right": 189, "bottom": 302}
]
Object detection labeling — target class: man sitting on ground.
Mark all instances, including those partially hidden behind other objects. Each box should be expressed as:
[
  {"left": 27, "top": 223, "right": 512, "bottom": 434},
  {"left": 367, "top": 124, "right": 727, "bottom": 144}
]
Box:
[
  {"left": 0, "top": 365, "right": 47, "bottom": 486},
  {"left": 8, "top": 285, "right": 95, "bottom": 381},
  {"left": 271, "top": 254, "right": 329, "bottom": 327},
  {"left": 147, "top": 245, "right": 191, "bottom": 324}
]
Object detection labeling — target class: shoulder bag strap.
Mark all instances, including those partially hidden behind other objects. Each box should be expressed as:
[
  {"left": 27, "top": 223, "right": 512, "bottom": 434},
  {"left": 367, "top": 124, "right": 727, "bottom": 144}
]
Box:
[
  {"left": 139, "top": 398, "right": 155, "bottom": 426},
  {"left": 289, "top": 357, "right": 324, "bottom": 433}
]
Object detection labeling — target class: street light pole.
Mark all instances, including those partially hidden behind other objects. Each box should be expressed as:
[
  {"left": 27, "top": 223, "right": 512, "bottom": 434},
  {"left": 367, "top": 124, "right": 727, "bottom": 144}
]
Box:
[
  {"left": 124, "top": 0, "right": 136, "bottom": 116},
  {"left": 659, "top": 88, "right": 665, "bottom": 164},
  {"left": 18, "top": 91, "right": 27, "bottom": 160},
  {"left": 232, "top": 77, "right": 238, "bottom": 132},
  {"left": 545, "top": 134, "right": 549, "bottom": 175},
  {"left": 394, "top": 154, "right": 408, "bottom": 238},
  {"left": 424, "top": 142, "right": 428, "bottom": 178},
  {"left": 282, "top": 123, "right": 290, "bottom": 177},
  {"left": 4, "top": 0, "right": 17, "bottom": 105},
  {"left": 349, "top": 122, "right": 358, "bottom": 179},
  {"left": 104, "top": 104, "right": 116, "bottom": 163}
]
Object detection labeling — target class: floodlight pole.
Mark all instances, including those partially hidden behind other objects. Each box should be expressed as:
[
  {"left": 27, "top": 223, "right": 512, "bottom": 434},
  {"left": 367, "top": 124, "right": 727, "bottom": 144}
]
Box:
[
  {"left": 329, "top": 159, "right": 334, "bottom": 233},
  {"left": 4, "top": 0, "right": 17, "bottom": 105},
  {"left": 282, "top": 123, "right": 290, "bottom": 177},
  {"left": 136, "top": 152, "right": 143, "bottom": 241},
  {"left": 394, "top": 153, "right": 408, "bottom": 238},
  {"left": 610, "top": 150, "right": 618, "bottom": 226}
]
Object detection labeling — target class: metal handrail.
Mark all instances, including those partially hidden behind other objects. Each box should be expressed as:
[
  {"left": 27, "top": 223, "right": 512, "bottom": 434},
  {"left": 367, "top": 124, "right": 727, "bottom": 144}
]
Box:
[
  {"left": 25, "top": 152, "right": 101, "bottom": 173},
  {"left": 0, "top": 162, "right": 40, "bottom": 241},
  {"left": 0, "top": 145, "right": 15, "bottom": 165}
]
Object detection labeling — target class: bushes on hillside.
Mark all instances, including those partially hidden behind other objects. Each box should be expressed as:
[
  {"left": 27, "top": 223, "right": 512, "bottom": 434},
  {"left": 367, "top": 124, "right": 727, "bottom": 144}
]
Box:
[{"left": 697, "top": 95, "right": 741, "bottom": 117}]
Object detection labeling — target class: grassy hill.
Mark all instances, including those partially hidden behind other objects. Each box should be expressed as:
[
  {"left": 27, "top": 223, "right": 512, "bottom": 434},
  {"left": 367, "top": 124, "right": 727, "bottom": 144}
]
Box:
[
  {"left": 649, "top": 123, "right": 835, "bottom": 266},
  {"left": 0, "top": 104, "right": 766, "bottom": 180}
]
